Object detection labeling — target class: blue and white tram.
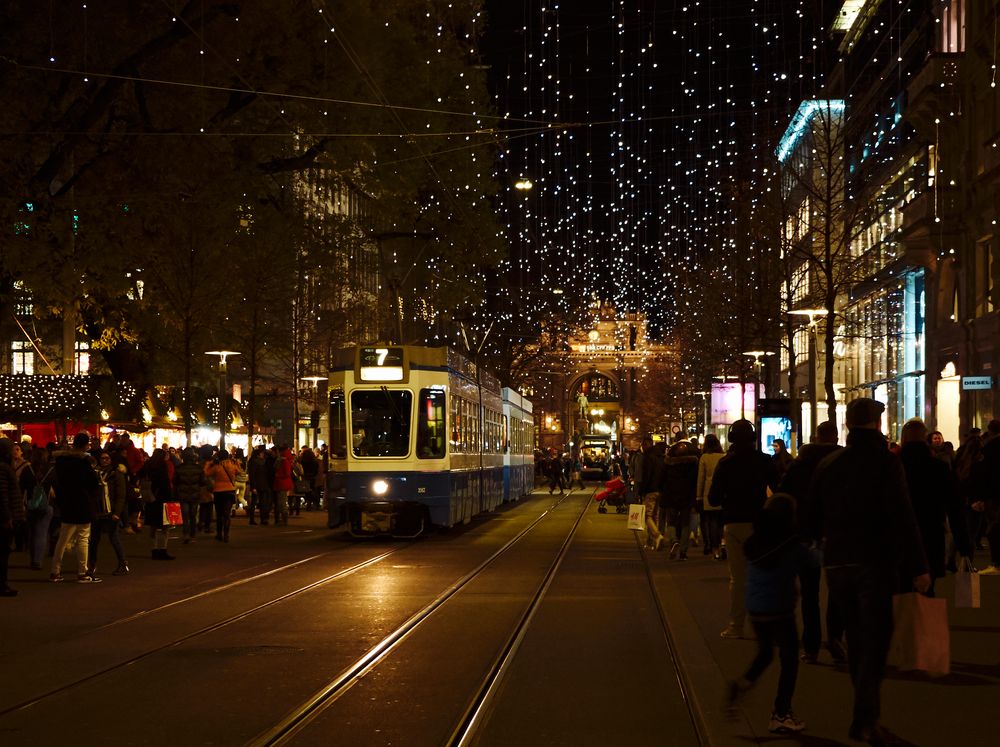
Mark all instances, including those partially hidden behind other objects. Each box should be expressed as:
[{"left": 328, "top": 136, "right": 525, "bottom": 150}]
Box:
[
  {"left": 325, "top": 345, "right": 520, "bottom": 537},
  {"left": 501, "top": 387, "right": 534, "bottom": 502}
]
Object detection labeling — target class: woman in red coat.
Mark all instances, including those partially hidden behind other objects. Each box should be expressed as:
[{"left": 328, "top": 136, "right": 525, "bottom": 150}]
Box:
[{"left": 271, "top": 445, "right": 294, "bottom": 527}]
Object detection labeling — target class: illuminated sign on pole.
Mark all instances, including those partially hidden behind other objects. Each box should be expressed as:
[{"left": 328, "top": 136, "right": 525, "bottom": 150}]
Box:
[{"left": 711, "top": 382, "right": 762, "bottom": 425}]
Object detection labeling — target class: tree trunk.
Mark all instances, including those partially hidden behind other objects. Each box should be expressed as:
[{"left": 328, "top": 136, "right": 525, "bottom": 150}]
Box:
[{"left": 183, "top": 315, "right": 192, "bottom": 446}]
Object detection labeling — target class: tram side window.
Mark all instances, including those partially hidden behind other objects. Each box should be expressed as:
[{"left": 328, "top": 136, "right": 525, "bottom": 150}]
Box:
[
  {"left": 329, "top": 388, "right": 348, "bottom": 458},
  {"left": 350, "top": 389, "right": 413, "bottom": 457},
  {"left": 417, "top": 388, "right": 446, "bottom": 459}
]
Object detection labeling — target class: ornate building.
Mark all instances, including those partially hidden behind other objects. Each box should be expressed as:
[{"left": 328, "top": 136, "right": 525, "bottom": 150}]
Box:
[{"left": 522, "top": 299, "right": 680, "bottom": 453}]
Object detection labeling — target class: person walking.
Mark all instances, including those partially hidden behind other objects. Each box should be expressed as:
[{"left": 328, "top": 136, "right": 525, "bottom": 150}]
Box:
[
  {"left": 25, "top": 446, "right": 52, "bottom": 571},
  {"left": 770, "top": 439, "right": 794, "bottom": 483},
  {"left": 272, "top": 445, "right": 294, "bottom": 527},
  {"left": 662, "top": 440, "right": 699, "bottom": 560},
  {"left": 249, "top": 446, "right": 274, "bottom": 526},
  {"left": 974, "top": 420, "right": 1000, "bottom": 574},
  {"left": 48, "top": 432, "right": 103, "bottom": 583},
  {"left": 726, "top": 493, "right": 816, "bottom": 734},
  {"left": 898, "top": 418, "right": 973, "bottom": 595},
  {"left": 174, "top": 447, "right": 204, "bottom": 544},
  {"left": 299, "top": 447, "right": 320, "bottom": 511},
  {"left": 811, "top": 398, "right": 929, "bottom": 745},
  {"left": 779, "top": 420, "right": 844, "bottom": 663},
  {"left": 139, "top": 448, "right": 175, "bottom": 560},
  {"left": 90, "top": 451, "right": 129, "bottom": 576},
  {"left": 11, "top": 443, "right": 31, "bottom": 553},
  {"left": 637, "top": 437, "right": 666, "bottom": 550},
  {"left": 546, "top": 450, "right": 565, "bottom": 495},
  {"left": 0, "top": 438, "right": 22, "bottom": 596},
  {"left": 697, "top": 434, "right": 726, "bottom": 559},
  {"left": 206, "top": 450, "right": 239, "bottom": 541},
  {"left": 708, "top": 419, "right": 780, "bottom": 639}
]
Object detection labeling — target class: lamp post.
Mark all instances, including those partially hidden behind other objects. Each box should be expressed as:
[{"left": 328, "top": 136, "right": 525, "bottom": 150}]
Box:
[
  {"left": 742, "top": 350, "right": 774, "bottom": 431},
  {"left": 788, "top": 308, "right": 829, "bottom": 440},
  {"left": 302, "top": 375, "right": 328, "bottom": 448},
  {"left": 205, "top": 350, "right": 240, "bottom": 452}
]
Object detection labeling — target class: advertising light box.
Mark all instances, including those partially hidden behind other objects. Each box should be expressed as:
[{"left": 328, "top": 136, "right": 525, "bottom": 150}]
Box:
[{"left": 711, "top": 382, "right": 760, "bottom": 425}]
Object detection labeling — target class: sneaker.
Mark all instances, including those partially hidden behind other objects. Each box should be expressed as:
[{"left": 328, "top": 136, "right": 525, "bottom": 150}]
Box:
[
  {"left": 769, "top": 712, "right": 805, "bottom": 733},
  {"left": 669, "top": 542, "right": 680, "bottom": 559},
  {"left": 978, "top": 565, "right": 1000, "bottom": 575},
  {"left": 720, "top": 625, "right": 743, "bottom": 639},
  {"left": 49, "top": 573, "right": 64, "bottom": 583},
  {"left": 800, "top": 651, "right": 819, "bottom": 664},
  {"left": 678, "top": 552, "right": 688, "bottom": 561},
  {"left": 113, "top": 563, "right": 130, "bottom": 576},
  {"left": 77, "top": 574, "right": 103, "bottom": 584}
]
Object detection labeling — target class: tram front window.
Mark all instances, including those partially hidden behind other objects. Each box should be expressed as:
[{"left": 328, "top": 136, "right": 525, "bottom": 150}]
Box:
[{"left": 351, "top": 389, "right": 413, "bottom": 457}]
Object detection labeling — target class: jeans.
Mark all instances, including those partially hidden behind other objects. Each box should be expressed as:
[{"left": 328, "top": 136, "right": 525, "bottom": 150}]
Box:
[
  {"left": 214, "top": 491, "right": 235, "bottom": 538},
  {"left": 702, "top": 511, "right": 723, "bottom": 551},
  {"left": 669, "top": 508, "right": 692, "bottom": 553},
  {"left": 745, "top": 616, "right": 800, "bottom": 715},
  {"left": 199, "top": 502, "right": 214, "bottom": 531},
  {"left": 724, "top": 522, "right": 754, "bottom": 629},
  {"left": 257, "top": 489, "right": 274, "bottom": 523},
  {"left": 274, "top": 490, "right": 289, "bottom": 523},
  {"left": 181, "top": 502, "right": 199, "bottom": 539},
  {"left": 52, "top": 523, "right": 91, "bottom": 577},
  {"left": 27, "top": 506, "right": 53, "bottom": 567},
  {"left": 826, "top": 565, "right": 895, "bottom": 731},
  {"left": 88, "top": 517, "right": 125, "bottom": 570}
]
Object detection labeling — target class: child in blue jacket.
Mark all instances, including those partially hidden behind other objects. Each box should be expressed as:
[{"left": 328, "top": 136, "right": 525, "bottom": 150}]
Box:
[{"left": 726, "top": 492, "right": 818, "bottom": 734}]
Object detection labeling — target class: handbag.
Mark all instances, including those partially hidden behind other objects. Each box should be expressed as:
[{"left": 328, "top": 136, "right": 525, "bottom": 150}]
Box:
[
  {"left": 626, "top": 503, "right": 646, "bottom": 531},
  {"left": 954, "top": 558, "right": 981, "bottom": 609},
  {"left": 162, "top": 502, "right": 183, "bottom": 525},
  {"left": 138, "top": 477, "right": 155, "bottom": 503},
  {"left": 889, "top": 592, "right": 950, "bottom": 676}
]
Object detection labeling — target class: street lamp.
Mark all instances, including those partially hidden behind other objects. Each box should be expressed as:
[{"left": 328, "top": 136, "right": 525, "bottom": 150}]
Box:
[
  {"left": 302, "top": 375, "right": 328, "bottom": 448},
  {"left": 741, "top": 351, "right": 774, "bottom": 424},
  {"left": 514, "top": 177, "right": 534, "bottom": 190},
  {"left": 205, "top": 350, "right": 240, "bottom": 452},
  {"left": 788, "top": 308, "right": 829, "bottom": 439}
]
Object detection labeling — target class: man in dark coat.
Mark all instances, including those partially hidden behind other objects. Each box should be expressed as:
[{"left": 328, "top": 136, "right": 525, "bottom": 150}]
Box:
[
  {"left": 0, "top": 438, "right": 21, "bottom": 596},
  {"left": 638, "top": 439, "right": 666, "bottom": 549},
  {"left": 898, "top": 418, "right": 972, "bottom": 595},
  {"left": 975, "top": 419, "right": 1000, "bottom": 574},
  {"left": 48, "top": 432, "right": 102, "bottom": 583},
  {"left": 709, "top": 419, "right": 780, "bottom": 638},
  {"left": 661, "top": 440, "right": 700, "bottom": 559},
  {"left": 779, "top": 420, "right": 843, "bottom": 663},
  {"left": 811, "top": 398, "right": 929, "bottom": 745}
]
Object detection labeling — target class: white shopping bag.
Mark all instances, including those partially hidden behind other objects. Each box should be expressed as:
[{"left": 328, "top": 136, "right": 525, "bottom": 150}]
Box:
[
  {"left": 626, "top": 503, "right": 646, "bottom": 531},
  {"left": 954, "top": 558, "right": 981, "bottom": 609}
]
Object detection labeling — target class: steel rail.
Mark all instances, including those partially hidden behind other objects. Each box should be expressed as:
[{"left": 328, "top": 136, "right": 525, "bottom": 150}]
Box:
[
  {"left": 0, "top": 549, "right": 403, "bottom": 717},
  {"left": 248, "top": 490, "right": 582, "bottom": 747}
]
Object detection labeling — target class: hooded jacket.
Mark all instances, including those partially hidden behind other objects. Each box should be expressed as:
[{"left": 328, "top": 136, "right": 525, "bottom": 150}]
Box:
[
  {"left": 100, "top": 463, "right": 128, "bottom": 518},
  {"left": 661, "top": 453, "right": 700, "bottom": 511},
  {"left": 811, "top": 428, "right": 928, "bottom": 579},
  {"left": 50, "top": 448, "right": 101, "bottom": 524},
  {"left": 637, "top": 443, "right": 666, "bottom": 496},
  {"left": 272, "top": 448, "right": 294, "bottom": 492}
]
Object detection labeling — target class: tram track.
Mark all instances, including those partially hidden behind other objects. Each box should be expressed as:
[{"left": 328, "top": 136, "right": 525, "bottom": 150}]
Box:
[
  {"left": 248, "top": 487, "right": 592, "bottom": 747},
  {"left": 0, "top": 548, "right": 405, "bottom": 717}
]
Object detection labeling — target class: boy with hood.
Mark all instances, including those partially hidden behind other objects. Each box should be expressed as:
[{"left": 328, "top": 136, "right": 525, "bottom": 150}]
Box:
[{"left": 726, "top": 492, "right": 817, "bottom": 734}]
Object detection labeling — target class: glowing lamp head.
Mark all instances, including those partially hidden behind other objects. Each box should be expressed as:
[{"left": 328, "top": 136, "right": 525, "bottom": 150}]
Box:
[{"left": 372, "top": 479, "right": 389, "bottom": 496}]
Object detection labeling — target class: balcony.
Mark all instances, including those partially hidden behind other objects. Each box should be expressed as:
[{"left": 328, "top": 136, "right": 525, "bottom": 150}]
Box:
[
  {"left": 899, "top": 188, "right": 963, "bottom": 272},
  {"left": 905, "top": 53, "right": 962, "bottom": 139}
]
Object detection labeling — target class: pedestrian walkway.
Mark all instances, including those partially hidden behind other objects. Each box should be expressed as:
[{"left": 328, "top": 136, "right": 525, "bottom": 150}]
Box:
[{"left": 648, "top": 538, "right": 1000, "bottom": 746}]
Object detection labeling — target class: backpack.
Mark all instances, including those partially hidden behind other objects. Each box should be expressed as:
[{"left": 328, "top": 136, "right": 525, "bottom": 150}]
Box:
[{"left": 28, "top": 483, "right": 49, "bottom": 512}]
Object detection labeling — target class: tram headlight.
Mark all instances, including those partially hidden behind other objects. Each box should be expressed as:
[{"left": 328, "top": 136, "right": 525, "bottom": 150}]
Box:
[{"left": 372, "top": 479, "right": 389, "bottom": 496}]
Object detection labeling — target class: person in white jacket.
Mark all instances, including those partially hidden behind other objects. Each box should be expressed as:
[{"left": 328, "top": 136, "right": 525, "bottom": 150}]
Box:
[{"left": 697, "top": 434, "right": 726, "bottom": 559}]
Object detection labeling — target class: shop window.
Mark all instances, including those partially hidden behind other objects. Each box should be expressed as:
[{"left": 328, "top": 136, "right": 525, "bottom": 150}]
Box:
[
  {"left": 11, "top": 341, "right": 33, "bottom": 375},
  {"left": 974, "top": 240, "right": 994, "bottom": 317},
  {"left": 417, "top": 388, "right": 446, "bottom": 459}
]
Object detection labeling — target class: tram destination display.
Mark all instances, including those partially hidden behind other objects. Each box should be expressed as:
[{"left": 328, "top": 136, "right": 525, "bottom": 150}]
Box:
[{"left": 358, "top": 346, "right": 405, "bottom": 382}]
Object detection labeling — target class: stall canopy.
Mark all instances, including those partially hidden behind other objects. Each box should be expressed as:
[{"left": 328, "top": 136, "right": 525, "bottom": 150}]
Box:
[{"left": 0, "top": 374, "right": 143, "bottom": 425}]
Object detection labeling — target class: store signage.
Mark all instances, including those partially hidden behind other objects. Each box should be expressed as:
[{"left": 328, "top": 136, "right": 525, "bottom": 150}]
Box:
[
  {"left": 961, "top": 376, "right": 993, "bottom": 391},
  {"left": 358, "top": 346, "right": 405, "bottom": 382},
  {"left": 711, "top": 382, "right": 761, "bottom": 425}
]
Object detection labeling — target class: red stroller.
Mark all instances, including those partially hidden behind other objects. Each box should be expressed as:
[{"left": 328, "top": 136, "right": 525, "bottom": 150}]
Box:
[{"left": 595, "top": 476, "right": 628, "bottom": 514}]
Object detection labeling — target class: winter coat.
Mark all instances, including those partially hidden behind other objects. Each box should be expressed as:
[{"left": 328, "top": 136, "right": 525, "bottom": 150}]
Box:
[
  {"left": 100, "top": 463, "right": 128, "bottom": 518},
  {"left": 661, "top": 454, "right": 700, "bottom": 511},
  {"left": 696, "top": 453, "right": 724, "bottom": 511},
  {"left": 272, "top": 449, "right": 294, "bottom": 492},
  {"left": 707, "top": 444, "right": 780, "bottom": 524},
  {"left": 811, "top": 428, "right": 928, "bottom": 580},
  {"left": 49, "top": 448, "right": 102, "bottom": 525},
  {"left": 779, "top": 442, "right": 842, "bottom": 540},
  {"left": 300, "top": 451, "right": 319, "bottom": 484},
  {"left": 138, "top": 460, "right": 172, "bottom": 528},
  {"left": 174, "top": 461, "right": 205, "bottom": 502},
  {"left": 637, "top": 443, "right": 666, "bottom": 496},
  {"left": 14, "top": 460, "right": 36, "bottom": 519},
  {"left": 899, "top": 441, "right": 972, "bottom": 578},
  {"left": 744, "top": 514, "right": 819, "bottom": 618},
  {"left": 248, "top": 455, "right": 270, "bottom": 492},
  {"left": 206, "top": 459, "right": 238, "bottom": 493},
  {"left": 0, "top": 439, "right": 20, "bottom": 525}
]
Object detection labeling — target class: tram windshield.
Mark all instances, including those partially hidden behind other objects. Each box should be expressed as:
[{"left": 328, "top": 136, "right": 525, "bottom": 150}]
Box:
[{"left": 351, "top": 388, "right": 413, "bottom": 457}]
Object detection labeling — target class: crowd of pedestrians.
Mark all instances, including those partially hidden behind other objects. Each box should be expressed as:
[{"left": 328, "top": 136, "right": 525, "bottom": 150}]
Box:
[
  {"left": 623, "top": 404, "right": 1000, "bottom": 743},
  {"left": 0, "top": 431, "right": 329, "bottom": 593}
]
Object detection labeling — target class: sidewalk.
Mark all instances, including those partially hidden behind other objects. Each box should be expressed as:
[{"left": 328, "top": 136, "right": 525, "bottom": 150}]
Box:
[{"left": 648, "top": 542, "right": 1000, "bottom": 747}]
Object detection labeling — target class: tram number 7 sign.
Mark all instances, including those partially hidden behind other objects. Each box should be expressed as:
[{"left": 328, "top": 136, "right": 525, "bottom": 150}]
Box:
[{"left": 359, "top": 346, "right": 405, "bottom": 382}]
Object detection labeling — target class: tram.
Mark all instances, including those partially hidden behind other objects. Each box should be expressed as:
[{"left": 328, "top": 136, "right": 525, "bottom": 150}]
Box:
[
  {"left": 502, "top": 387, "right": 535, "bottom": 502},
  {"left": 325, "top": 345, "right": 535, "bottom": 537}
]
